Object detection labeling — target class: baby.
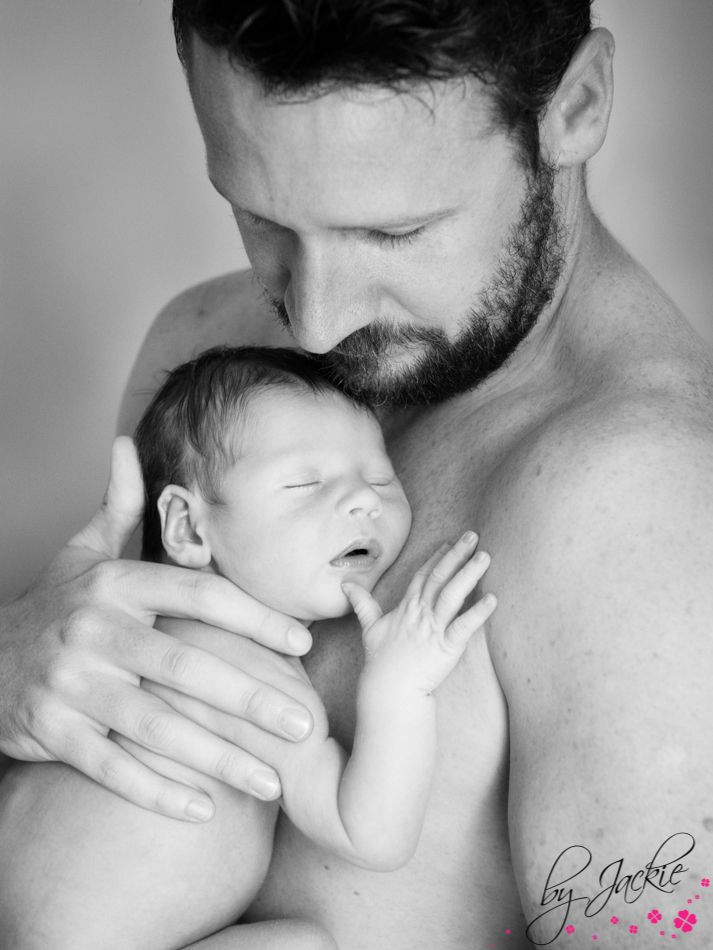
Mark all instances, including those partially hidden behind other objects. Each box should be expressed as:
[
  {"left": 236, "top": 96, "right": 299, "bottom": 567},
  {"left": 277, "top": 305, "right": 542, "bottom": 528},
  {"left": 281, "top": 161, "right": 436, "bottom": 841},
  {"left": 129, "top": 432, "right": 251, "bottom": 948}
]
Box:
[{"left": 0, "top": 346, "right": 495, "bottom": 950}]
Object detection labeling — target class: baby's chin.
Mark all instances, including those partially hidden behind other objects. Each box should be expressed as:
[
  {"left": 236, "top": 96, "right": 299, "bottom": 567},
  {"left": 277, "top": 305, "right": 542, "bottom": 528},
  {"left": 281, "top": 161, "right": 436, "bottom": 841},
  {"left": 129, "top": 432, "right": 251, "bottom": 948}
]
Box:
[
  {"left": 290, "top": 576, "right": 378, "bottom": 625},
  {"left": 294, "top": 597, "right": 354, "bottom": 626}
]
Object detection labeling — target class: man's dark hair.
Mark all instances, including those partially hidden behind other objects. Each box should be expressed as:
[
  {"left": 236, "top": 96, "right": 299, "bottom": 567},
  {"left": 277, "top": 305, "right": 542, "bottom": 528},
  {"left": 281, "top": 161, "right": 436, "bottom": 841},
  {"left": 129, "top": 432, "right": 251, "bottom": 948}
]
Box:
[
  {"left": 171, "top": 0, "right": 591, "bottom": 169},
  {"left": 134, "top": 345, "right": 354, "bottom": 562}
]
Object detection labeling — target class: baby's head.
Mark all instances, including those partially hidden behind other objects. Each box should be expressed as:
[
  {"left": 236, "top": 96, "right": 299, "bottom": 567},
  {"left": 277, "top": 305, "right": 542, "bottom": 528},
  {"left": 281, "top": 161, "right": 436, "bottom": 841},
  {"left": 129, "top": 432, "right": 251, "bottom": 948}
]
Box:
[{"left": 135, "top": 346, "right": 412, "bottom": 622}]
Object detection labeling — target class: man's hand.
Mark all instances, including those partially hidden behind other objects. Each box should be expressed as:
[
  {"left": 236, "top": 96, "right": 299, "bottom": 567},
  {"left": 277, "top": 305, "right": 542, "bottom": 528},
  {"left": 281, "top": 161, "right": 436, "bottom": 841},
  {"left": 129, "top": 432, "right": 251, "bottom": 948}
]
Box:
[{"left": 0, "top": 437, "right": 314, "bottom": 821}]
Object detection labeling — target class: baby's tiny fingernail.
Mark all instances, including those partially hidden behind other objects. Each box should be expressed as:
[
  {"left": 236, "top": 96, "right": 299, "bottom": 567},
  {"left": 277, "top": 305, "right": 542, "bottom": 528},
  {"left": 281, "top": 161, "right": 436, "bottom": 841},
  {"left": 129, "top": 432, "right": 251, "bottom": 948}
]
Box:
[
  {"left": 473, "top": 550, "right": 489, "bottom": 564},
  {"left": 462, "top": 530, "right": 477, "bottom": 544},
  {"left": 483, "top": 593, "right": 497, "bottom": 609}
]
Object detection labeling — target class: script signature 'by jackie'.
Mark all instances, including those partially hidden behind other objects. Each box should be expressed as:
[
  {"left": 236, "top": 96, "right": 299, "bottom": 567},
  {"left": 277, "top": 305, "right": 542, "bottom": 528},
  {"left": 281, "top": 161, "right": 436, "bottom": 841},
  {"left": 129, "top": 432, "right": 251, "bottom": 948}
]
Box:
[{"left": 525, "top": 832, "right": 695, "bottom": 945}]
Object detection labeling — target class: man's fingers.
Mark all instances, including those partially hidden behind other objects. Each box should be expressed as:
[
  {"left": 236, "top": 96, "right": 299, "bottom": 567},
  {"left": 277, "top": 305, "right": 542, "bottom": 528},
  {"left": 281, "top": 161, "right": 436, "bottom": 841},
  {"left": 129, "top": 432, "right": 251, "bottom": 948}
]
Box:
[
  {"left": 102, "top": 621, "right": 313, "bottom": 742},
  {"left": 138, "top": 681, "right": 296, "bottom": 775},
  {"left": 421, "top": 532, "right": 480, "bottom": 607},
  {"left": 95, "top": 685, "right": 283, "bottom": 802},
  {"left": 434, "top": 550, "right": 491, "bottom": 625},
  {"left": 69, "top": 437, "right": 144, "bottom": 560},
  {"left": 445, "top": 593, "right": 498, "bottom": 646},
  {"left": 143, "top": 681, "right": 280, "bottom": 750},
  {"left": 342, "top": 582, "right": 383, "bottom": 634},
  {"left": 60, "top": 725, "right": 218, "bottom": 822},
  {"left": 102, "top": 561, "right": 312, "bottom": 656}
]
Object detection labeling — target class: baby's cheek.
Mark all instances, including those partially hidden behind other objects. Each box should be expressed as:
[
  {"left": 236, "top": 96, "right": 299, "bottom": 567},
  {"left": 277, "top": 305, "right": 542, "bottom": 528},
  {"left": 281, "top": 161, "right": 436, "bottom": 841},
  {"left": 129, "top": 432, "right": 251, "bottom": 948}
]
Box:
[
  {"left": 386, "top": 505, "right": 413, "bottom": 565},
  {"left": 395, "top": 495, "right": 413, "bottom": 539}
]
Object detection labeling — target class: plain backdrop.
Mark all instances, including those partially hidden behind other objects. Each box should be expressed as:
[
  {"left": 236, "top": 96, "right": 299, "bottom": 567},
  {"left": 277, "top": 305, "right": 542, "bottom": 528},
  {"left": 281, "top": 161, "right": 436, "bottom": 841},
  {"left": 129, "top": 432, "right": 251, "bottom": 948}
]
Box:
[{"left": 1, "top": 1, "right": 712, "bottom": 603}]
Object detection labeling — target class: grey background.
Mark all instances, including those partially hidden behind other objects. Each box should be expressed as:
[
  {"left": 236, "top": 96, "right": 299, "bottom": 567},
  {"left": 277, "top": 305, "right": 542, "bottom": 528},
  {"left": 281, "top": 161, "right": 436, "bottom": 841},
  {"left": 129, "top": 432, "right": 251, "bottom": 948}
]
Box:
[{"left": 1, "top": 0, "right": 712, "bottom": 603}]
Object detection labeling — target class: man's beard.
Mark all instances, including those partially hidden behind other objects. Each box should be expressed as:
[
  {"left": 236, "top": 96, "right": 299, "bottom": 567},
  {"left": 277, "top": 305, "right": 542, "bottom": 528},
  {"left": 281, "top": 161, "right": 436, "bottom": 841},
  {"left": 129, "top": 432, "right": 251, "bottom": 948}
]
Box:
[{"left": 270, "top": 159, "right": 565, "bottom": 409}]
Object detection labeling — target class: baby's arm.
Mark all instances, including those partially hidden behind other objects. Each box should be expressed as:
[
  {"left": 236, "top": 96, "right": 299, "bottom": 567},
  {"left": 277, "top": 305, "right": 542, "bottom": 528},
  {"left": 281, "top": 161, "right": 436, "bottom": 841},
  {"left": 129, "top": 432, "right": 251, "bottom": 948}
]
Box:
[{"left": 276, "top": 533, "right": 495, "bottom": 870}]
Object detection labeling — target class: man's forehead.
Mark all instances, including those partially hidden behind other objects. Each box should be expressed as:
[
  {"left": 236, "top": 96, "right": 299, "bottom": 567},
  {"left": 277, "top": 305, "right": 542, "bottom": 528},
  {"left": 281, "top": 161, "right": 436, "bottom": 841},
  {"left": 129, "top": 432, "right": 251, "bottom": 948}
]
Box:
[{"left": 188, "top": 36, "right": 502, "bottom": 220}]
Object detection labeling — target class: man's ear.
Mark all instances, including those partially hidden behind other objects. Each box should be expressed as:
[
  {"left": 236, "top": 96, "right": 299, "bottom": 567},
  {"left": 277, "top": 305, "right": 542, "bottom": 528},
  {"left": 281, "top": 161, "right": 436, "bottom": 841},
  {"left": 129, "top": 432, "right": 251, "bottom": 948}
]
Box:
[
  {"left": 157, "top": 485, "right": 212, "bottom": 569},
  {"left": 540, "top": 27, "right": 615, "bottom": 168}
]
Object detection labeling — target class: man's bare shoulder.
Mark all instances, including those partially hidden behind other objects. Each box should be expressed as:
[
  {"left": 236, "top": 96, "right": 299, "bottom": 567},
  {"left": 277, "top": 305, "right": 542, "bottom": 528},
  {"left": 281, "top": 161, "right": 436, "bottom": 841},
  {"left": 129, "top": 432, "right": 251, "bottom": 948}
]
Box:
[
  {"left": 482, "top": 350, "right": 713, "bottom": 654},
  {"left": 488, "top": 329, "right": 713, "bottom": 529},
  {"left": 118, "top": 269, "right": 295, "bottom": 436}
]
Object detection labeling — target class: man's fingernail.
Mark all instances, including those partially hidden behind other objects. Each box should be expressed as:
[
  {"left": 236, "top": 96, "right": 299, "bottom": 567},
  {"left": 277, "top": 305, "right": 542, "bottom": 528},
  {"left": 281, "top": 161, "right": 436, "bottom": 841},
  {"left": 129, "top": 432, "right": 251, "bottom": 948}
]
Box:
[
  {"left": 185, "top": 799, "right": 215, "bottom": 822},
  {"left": 462, "top": 531, "right": 477, "bottom": 543},
  {"left": 287, "top": 626, "right": 312, "bottom": 653},
  {"left": 248, "top": 770, "right": 281, "bottom": 800},
  {"left": 279, "top": 707, "right": 312, "bottom": 740}
]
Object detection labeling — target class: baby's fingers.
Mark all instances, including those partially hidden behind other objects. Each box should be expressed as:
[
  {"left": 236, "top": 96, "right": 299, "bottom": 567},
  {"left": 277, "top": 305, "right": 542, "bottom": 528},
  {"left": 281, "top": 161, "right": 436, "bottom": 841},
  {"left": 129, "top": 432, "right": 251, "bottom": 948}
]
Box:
[
  {"left": 420, "top": 532, "right": 480, "bottom": 607},
  {"left": 433, "top": 549, "right": 491, "bottom": 625},
  {"left": 404, "top": 542, "right": 452, "bottom": 600},
  {"left": 343, "top": 582, "right": 383, "bottom": 635},
  {"left": 445, "top": 592, "right": 498, "bottom": 648}
]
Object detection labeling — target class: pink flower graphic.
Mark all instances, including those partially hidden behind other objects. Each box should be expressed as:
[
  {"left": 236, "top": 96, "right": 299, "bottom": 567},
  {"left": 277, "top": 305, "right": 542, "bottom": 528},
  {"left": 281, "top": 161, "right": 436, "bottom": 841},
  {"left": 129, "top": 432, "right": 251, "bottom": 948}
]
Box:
[
  {"left": 648, "top": 909, "right": 662, "bottom": 923},
  {"left": 701, "top": 878, "right": 710, "bottom": 887},
  {"left": 566, "top": 925, "right": 575, "bottom": 934},
  {"left": 629, "top": 925, "right": 638, "bottom": 933},
  {"left": 674, "top": 910, "right": 697, "bottom": 933},
  {"left": 610, "top": 916, "right": 619, "bottom": 924}
]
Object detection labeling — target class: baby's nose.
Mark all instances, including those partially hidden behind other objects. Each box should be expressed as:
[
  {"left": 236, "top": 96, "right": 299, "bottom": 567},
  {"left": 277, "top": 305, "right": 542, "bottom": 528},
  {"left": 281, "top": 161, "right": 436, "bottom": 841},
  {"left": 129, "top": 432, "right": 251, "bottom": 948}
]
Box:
[{"left": 344, "top": 482, "right": 382, "bottom": 518}]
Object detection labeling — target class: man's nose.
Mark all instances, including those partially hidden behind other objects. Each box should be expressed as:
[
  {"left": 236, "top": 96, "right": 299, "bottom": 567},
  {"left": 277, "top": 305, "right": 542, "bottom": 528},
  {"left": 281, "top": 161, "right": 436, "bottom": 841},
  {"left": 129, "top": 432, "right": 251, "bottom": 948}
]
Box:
[
  {"left": 339, "top": 481, "right": 382, "bottom": 520},
  {"left": 283, "top": 239, "right": 377, "bottom": 353}
]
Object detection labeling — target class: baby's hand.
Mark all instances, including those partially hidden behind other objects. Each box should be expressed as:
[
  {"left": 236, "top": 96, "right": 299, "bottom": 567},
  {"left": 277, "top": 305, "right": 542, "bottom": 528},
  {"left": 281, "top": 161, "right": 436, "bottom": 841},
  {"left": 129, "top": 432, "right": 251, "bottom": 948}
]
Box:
[{"left": 343, "top": 532, "right": 496, "bottom": 694}]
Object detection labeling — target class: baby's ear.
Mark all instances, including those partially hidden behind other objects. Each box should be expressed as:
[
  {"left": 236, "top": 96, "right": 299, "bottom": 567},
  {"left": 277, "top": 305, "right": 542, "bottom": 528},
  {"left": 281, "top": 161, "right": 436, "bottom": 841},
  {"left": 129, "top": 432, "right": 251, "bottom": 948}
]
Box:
[{"left": 157, "top": 485, "right": 212, "bottom": 569}]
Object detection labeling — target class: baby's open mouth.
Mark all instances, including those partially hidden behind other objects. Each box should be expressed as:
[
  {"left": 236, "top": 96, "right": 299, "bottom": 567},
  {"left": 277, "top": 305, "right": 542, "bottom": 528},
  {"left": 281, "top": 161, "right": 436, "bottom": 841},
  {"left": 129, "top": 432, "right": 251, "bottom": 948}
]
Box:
[{"left": 330, "top": 538, "right": 382, "bottom": 569}]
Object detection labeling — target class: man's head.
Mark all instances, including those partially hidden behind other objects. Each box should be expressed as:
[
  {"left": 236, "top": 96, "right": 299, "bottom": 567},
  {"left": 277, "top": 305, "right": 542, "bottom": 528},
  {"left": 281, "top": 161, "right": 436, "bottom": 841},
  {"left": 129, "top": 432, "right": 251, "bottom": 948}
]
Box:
[
  {"left": 135, "top": 346, "right": 411, "bottom": 621},
  {"left": 173, "top": 2, "right": 612, "bottom": 406}
]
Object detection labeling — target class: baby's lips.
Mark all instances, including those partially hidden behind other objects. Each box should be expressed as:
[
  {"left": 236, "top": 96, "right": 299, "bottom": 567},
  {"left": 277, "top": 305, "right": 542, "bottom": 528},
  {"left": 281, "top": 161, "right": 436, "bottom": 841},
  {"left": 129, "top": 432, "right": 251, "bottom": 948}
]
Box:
[{"left": 330, "top": 537, "right": 382, "bottom": 565}]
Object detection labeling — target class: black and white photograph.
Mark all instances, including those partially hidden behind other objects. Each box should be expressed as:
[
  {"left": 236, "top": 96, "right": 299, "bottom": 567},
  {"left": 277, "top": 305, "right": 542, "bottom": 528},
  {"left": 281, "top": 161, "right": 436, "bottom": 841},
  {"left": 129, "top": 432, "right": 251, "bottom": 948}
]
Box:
[{"left": 1, "top": 2, "right": 713, "bottom": 947}]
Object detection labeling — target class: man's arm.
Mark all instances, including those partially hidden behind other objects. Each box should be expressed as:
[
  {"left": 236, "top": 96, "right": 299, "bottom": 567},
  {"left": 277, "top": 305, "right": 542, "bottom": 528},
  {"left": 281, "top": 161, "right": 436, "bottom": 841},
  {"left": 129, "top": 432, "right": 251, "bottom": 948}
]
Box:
[{"left": 493, "top": 415, "right": 713, "bottom": 947}]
